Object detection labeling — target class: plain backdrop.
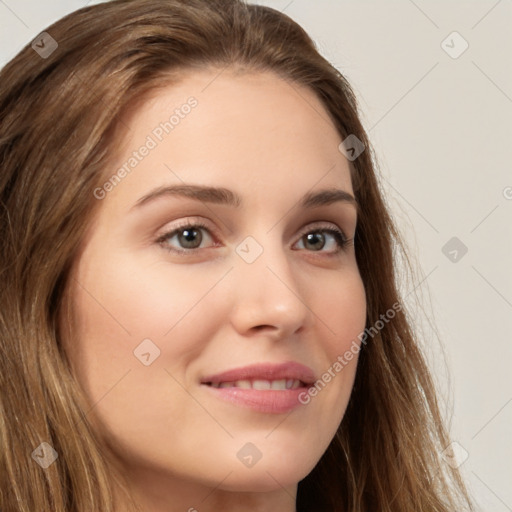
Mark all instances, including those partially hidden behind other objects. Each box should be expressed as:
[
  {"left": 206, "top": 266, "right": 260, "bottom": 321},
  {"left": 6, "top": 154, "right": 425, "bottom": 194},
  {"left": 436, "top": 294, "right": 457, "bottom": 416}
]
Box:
[{"left": 1, "top": 1, "right": 511, "bottom": 510}]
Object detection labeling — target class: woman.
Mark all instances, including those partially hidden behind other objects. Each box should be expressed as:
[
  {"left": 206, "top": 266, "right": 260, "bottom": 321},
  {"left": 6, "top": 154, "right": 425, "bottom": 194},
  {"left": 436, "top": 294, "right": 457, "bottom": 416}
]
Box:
[{"left": 0, "top": 0, "right": 475, "bottom": 510}]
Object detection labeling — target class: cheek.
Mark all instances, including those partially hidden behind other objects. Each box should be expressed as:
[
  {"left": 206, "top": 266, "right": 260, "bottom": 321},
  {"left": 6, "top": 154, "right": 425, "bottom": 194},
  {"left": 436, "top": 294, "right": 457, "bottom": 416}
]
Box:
[
  {"left": 319, "top": 268, "right": 367, "bottom": 359},
  {"left": 72, "top": 252, "right": 221, "bottom": 345},
  {"left": 66, "top": 251, "right": 230, "bottom": 400},
  {"left": 305, "top": 268, "right": 366, "bottom": 414},
  {"left": 66, "top": 254, "right": 230, "bottom": 456}
]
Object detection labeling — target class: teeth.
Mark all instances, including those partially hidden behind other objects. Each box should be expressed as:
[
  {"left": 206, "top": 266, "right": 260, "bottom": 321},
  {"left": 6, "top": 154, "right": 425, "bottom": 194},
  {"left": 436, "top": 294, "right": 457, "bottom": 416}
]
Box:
[
  {"left": 209, "top": 379, "right": 302, "bottom": 390},
  {"left": 287, "top": 379, "right": 300, "bottom": 389},
  {"left": 270, "top": 379, "right": 287, "bottom": 390},
  {"left": 252, "top": 380, "right": 271, "bottom": 390},
  {"left": 236, "top": 380, "right": 252, "bottom": 389}
]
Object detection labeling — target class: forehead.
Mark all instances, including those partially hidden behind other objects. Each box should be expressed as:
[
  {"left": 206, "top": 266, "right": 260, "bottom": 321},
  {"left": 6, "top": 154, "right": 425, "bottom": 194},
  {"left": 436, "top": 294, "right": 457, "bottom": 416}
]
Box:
[{"left": 101, "top": 68, "right": 353, "bottom": 211}]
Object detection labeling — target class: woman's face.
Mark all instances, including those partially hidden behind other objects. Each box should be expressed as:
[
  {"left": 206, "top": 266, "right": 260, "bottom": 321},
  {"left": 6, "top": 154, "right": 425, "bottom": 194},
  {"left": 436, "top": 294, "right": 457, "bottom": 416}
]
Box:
[{"left": 63, "top": 69, "right": 366, "bottom": 507}]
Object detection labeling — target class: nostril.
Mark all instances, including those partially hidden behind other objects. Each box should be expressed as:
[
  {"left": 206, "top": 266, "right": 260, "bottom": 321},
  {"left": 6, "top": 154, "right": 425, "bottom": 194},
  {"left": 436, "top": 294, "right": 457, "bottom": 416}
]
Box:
[{"left": 253, "top": 325, "right": 274, "bottom": 332}]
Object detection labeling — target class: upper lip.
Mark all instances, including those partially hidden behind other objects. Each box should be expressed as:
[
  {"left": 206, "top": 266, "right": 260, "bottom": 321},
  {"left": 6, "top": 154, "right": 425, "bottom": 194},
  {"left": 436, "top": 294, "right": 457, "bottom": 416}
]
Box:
[{"left": 200, "top": 361, "right": 316, "bottom": 385}]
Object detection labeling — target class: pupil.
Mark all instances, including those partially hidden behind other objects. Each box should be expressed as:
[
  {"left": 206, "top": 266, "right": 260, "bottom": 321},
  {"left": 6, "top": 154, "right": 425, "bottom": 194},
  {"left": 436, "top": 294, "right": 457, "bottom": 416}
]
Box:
[
  {"left": 305, "top": 233, "right": 324, "bottom": 251},
  {"left": 180, "top": 228, "right": 202, "bottom": 248}
]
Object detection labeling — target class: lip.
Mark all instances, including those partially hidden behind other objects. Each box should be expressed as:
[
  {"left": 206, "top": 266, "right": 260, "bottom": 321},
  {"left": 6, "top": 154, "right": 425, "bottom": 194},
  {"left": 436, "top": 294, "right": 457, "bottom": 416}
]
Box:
[
  {"left": 200, "top": 361, "right": 316, "bottom": 414},
  {"left": 201, "top": 361, "right": 316, "bottom": 385}
]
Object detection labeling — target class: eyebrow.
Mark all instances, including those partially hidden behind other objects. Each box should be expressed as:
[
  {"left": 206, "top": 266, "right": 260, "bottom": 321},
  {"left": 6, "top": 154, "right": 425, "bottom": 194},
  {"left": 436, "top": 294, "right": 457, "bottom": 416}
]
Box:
[{"left": 130, "top": 184, "right": 358, "bottom": 212}]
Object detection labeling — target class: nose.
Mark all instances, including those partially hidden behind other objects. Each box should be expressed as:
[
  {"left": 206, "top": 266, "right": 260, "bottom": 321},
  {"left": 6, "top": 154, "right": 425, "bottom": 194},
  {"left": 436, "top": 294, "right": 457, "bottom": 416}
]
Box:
[{"left": 229, "top": 237, "right": 313, "bottom": 341}]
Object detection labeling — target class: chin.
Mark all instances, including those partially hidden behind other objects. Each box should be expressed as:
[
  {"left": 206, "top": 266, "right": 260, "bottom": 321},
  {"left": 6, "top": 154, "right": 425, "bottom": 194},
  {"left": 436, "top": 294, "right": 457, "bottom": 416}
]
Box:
[
  {"left": 197, "top": 428, "right": 332, "bottom": 493},
  {"left": 218, "top": 463, "right": 311, "bottom": 493}
]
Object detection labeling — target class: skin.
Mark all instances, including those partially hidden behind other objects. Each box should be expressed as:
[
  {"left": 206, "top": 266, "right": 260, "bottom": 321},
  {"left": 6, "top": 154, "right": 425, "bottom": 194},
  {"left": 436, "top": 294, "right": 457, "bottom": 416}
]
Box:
[{"left": 62, "top": 68, "right": 367, "bottom": 512}]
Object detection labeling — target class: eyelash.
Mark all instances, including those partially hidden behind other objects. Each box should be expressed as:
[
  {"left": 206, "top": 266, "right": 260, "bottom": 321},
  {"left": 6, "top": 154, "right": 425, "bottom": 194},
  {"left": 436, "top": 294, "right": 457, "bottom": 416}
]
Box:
[{"left": 156, "top": 220, "right": 353, "bottom": 257}]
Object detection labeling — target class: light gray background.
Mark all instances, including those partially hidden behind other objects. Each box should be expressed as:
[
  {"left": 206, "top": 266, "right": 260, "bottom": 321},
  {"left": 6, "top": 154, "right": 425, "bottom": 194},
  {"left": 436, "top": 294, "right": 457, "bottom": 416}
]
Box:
[{"left": 1, "top": 1, "right": 510, "bottom": 510}]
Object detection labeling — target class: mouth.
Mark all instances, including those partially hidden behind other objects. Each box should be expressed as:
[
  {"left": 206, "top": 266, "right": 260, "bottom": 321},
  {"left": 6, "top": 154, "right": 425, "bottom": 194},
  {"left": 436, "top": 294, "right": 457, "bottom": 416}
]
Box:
[
  {"left": 204, "top": 378, "right": 306, "bottom": 390},
  {"left": 200, "top": 361, "right": 316, "bottom": 414}
]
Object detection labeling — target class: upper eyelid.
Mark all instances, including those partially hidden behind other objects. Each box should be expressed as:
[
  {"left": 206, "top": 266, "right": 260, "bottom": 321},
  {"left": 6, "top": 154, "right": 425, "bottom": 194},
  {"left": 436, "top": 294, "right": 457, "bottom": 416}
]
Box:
[{"left": 296, "top": 221, "right": 346, "bottom": 235}]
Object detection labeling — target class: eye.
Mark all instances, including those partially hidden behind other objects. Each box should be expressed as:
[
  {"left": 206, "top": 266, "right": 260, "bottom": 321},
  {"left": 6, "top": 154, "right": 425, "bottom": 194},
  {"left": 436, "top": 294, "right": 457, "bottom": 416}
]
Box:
[
  {"left": 156, "top": 220, "right": 353, "bottom": 255},
  {"left": 294, "top": 224, "right": 352, "bottom": 255},
  {"left": 156, "top": 220, "right": 216, "bottom": 253}
]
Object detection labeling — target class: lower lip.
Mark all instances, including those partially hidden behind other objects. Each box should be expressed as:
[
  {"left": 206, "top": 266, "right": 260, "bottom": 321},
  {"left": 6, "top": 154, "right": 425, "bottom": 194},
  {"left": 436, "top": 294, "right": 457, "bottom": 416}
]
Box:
[{"left": 202, "top": 385, "right": 309, "bottom": 414}]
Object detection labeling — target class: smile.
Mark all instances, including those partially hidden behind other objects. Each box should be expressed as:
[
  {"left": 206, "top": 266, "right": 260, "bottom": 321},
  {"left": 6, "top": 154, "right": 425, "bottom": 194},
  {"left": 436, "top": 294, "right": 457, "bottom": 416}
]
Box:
[
  {"left": 206, "top": 378, "right": 304, "bottom": 390},
  {"left": 200, "top": 362, "right": 316, "bottom": 413}
]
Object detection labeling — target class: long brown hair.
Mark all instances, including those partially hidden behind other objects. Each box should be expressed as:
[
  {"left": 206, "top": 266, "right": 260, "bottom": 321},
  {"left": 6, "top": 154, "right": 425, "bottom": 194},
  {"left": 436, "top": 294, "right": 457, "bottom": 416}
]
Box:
[{"left": 0, "top": 1, "right": 475, "bottom": 510}]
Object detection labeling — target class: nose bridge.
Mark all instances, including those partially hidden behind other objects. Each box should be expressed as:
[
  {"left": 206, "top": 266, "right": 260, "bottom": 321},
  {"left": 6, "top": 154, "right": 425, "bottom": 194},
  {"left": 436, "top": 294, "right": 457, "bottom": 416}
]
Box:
[{"left": 230, "top": 230, "right": 311, "bottom": 336}]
